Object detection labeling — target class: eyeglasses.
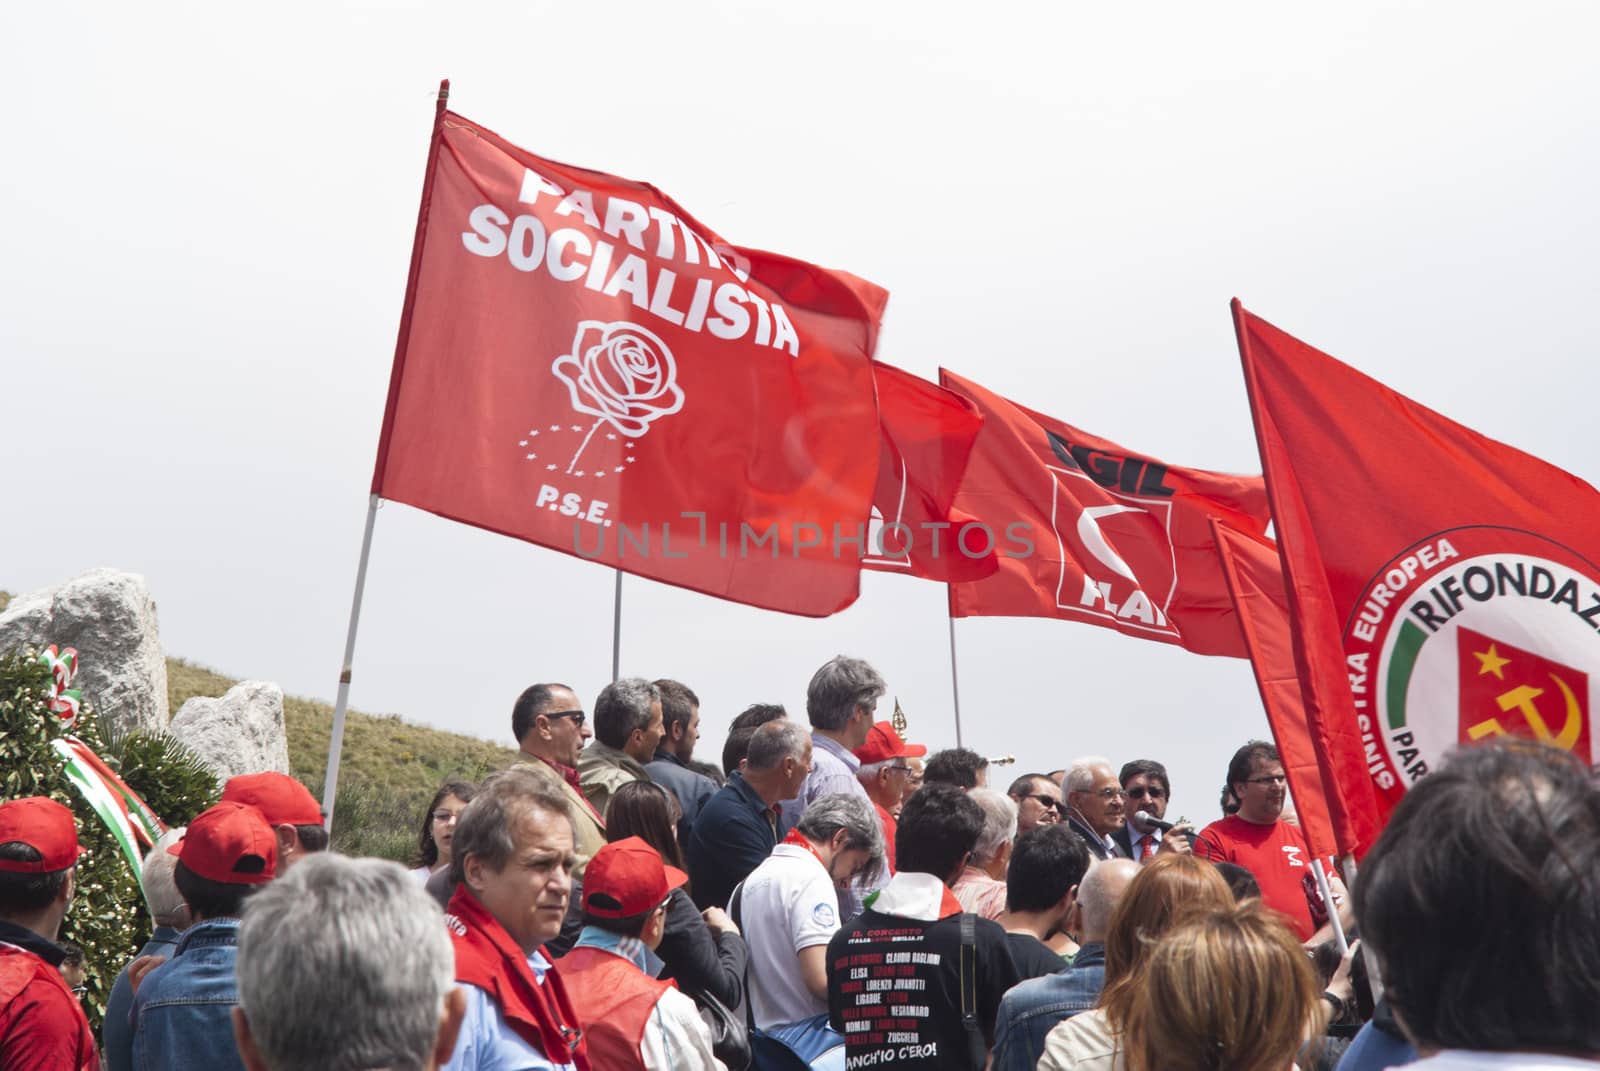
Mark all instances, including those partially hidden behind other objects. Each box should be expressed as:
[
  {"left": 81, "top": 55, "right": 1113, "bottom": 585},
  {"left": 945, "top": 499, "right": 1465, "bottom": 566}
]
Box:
[
  {"left": 547, "top": 710, "right": 587, "bottom": 728},
  {"left": 1246, "top": 775, "right": 1287, "bottom": 786},
  {"left": 1016, "top": 792, "right": 1062, "bottom": 810},
  {"left": 1125, "top": 786, "right": 1167, "bottom": 800},
  {"left": 432, "top": 811, "right": 462, "bottom": 824},
  {"left": 886, "top": 764, "right": 914, "bottom": 772},
  {"left": 1092, "top": 787, "right": 1125, "bottom": 800}
]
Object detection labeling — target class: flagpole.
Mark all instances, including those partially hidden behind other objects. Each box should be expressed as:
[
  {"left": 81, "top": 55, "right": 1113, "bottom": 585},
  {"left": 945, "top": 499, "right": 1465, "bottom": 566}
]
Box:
[
  {"left": 611, "top": 570, "right": 623, "bottom": 682},
  {"left": 1312, "top": 858, "right": 1347, "bottom": 956},
  {"left": 947, "top": 589, "right": 964, "bottom": 748},
  {"left": 1341, "top": 853, "right": 1385, "bottom": 1001},
  {"left": 320, "top": 494, "right": 380, "bottom": 829},
  {"left": 325, "top": 78, "right": 451, "bottom": 832}
]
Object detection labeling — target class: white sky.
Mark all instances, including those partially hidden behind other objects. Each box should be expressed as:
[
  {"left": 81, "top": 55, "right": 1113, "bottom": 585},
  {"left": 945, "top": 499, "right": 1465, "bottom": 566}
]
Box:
[{"left": 4, "top": 2, "right": 1596, "bottom": 821}]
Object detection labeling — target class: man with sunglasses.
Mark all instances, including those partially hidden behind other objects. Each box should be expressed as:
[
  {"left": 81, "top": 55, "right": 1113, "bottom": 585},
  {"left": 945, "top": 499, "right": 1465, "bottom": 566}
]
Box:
[
  {"left": 1006, "top": 773, "right": 1063, "bottom": 837},
  {"left": 511, "top": 683, "right": 606, "bottom": 879},
  {"left": 1110, "top": 760, "right": 1192, "bottom": 862}
]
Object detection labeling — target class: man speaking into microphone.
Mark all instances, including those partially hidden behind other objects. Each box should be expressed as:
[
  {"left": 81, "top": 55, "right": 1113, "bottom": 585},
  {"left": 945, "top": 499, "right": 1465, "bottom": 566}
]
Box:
[{"left": 1110, "top": 760, "right": 1193, "bottom": 862}]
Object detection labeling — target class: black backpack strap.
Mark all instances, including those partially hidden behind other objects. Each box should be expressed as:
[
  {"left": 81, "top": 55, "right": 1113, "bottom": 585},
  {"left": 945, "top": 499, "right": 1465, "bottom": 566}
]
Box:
[
  {"left": 729, "top": 881, "right": 745, "bottom": 931},
  {"left": 959, "top": 911, "right": 978, "bottom": 1030}
]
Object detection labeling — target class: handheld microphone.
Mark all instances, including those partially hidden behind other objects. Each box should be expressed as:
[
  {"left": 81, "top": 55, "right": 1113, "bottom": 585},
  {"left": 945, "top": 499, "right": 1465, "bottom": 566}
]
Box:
[{"left": 1134, "top": 810, "right": 1175, "bottom": 832}]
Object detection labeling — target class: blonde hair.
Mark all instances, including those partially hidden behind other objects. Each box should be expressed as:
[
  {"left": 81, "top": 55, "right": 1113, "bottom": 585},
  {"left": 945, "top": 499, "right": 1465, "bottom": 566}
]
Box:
[
  {"left": 1099, "top": 853, "right": 1235, "bottom": 1030},
  {"left": 1123, "top": 900, "right": 1322, "bottom": 1071}
]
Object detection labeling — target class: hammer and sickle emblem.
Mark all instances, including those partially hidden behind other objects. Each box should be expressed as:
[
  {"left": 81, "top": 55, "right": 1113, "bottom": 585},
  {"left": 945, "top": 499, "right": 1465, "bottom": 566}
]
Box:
[{"left": 1466, "top": 673, "right": 1584, "bottom": 751}]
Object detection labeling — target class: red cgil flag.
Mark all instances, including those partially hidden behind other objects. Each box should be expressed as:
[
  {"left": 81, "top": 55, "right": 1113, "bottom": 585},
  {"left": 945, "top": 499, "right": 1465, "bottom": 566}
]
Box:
[
  {"left": 370, "top": 92, "right": 889, "bottom": 617},
  {"left": 1234, "top": 299, "right": 1600, "bottom": 849},
  {"left": 863, "top": 363, "right": 997, "bottom": 583},
  {"left": 941, "top": 369, "right": 1271, "bottom": 656},
  {"left": 1211, "top": 519, "right": 1343, "bottom": 861}
]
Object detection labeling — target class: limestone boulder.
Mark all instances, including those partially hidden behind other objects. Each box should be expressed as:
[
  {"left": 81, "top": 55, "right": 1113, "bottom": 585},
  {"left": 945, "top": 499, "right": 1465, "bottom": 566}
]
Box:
[
  {"left": 0, "top": 569, "right": 168, "bottom": 737},
  {"left": 168, "top": 681, "right": 290, "bottom": 784}
]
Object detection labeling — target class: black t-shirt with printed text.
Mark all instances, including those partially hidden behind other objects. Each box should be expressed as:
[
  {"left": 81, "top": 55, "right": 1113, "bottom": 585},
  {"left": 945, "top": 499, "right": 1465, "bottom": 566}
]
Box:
[{"left": 826, "top": 908, "right": 1021, "bottom": 1070}]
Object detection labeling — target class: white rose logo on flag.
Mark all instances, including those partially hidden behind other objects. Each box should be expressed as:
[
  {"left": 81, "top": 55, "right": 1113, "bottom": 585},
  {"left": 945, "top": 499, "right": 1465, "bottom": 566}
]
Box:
[{"left": 551, "top": 320, "right": 684, "bottom": 473}]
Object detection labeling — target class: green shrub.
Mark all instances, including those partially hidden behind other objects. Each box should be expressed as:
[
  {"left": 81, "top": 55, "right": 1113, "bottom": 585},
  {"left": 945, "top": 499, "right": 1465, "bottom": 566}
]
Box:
[
  {"left": 100, "top": 728, "right": 219, "bottom": 827},
  {"left": 0, "top": 649, "right": 141, "bottom": 1033}
]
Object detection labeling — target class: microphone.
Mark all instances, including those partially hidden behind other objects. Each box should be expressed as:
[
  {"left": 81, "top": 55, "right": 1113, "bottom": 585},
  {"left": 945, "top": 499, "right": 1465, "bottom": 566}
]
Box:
[{"left": 1134, "top": 810, "right": 1175, "bottom": 832}]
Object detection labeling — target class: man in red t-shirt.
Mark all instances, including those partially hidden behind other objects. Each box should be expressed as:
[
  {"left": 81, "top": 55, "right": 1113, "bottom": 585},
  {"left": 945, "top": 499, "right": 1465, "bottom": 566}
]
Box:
[
  {"left": 0, "top": 797, "right": 96, "bottom": 1071},
  {"left": 1195, "top": 742, "right": 1340, "bottom": 943}
]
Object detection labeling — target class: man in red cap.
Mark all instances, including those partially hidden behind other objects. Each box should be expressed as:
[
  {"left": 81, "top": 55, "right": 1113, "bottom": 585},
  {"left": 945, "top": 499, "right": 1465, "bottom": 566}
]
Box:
[
  {"left": 852, "top": 720, "right": 926, "bottom": 878},
  {"left": 220, "top": 773, "right": 328, "bottom": 872},
  {"left": 0, "top": 796, "right": 96, "bottom": 1070},
  {"left": 130, "top": 800, "right": 277, "bottom": 1071},
  {"left": 557, "top": 837, "right": 722, "bottom": 1070}
]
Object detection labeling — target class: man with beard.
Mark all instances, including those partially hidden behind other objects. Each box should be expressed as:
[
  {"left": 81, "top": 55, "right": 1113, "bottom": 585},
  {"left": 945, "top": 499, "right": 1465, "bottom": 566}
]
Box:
[
  {"left": 1060, "top": 757, "right": 1129, "bottom": 861},
  {"left": 643, "top": 679, "right": 718, "bottom": 838},
  {"left": 1195, "top": 741, "right": 1327, "bottom": 942}
]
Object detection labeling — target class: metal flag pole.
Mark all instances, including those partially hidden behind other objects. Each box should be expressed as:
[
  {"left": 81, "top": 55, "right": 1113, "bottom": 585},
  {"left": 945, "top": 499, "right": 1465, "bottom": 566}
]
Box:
[
  {"left": 324, "top": 78, "right": 451, "bottom": 832},
  {"left": 1312, "top": 857, "right": 1348, "bottom": 956},
  {"left": 611, "top": 571, "right": 623, "bottom": 682},
  {"left": 1342, "top": 853, "right": 1385, "bottom": 1001},
  {"left": 320, "top": 494, "right": 380, "bottom": 829},
  {"left": 947, "top": 593, "right": 964, "bottom": 748}
]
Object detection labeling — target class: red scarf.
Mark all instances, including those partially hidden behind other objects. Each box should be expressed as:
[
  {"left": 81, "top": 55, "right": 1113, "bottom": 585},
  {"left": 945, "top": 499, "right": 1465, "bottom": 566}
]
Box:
[
  {"left": 445, "top": 885, "right": 590, "bottom": 1070},
  {"left": 782, "top": 827, "right": 830, "bottom": 868}
]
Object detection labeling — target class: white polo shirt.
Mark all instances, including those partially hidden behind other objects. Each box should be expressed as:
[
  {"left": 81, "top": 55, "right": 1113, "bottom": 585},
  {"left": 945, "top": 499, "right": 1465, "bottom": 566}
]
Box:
[{"left": 738, "top": 843, "right": 840, "bottom": 1029}]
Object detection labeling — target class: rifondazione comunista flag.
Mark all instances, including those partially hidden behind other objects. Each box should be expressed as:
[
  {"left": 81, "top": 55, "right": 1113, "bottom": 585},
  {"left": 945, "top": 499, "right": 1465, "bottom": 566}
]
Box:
[{"left": 1235, "top": 299, "right": 1600, "bottom": 850}]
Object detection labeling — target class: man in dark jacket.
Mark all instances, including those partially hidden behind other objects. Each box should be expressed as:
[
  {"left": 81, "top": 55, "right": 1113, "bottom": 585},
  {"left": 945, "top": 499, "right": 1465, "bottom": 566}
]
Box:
[{"left": 644, "top": 679, "right": 718, "bottom": 839}]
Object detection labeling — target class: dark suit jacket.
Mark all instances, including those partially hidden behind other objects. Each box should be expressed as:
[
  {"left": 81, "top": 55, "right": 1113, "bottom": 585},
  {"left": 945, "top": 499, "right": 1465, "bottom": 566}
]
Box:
[
  {"left": 1112, "top": 823, "right": 1193, "bottom": 860},
  {"left": 1065, "top": 812, "right": 1128, "bottom": 861}
]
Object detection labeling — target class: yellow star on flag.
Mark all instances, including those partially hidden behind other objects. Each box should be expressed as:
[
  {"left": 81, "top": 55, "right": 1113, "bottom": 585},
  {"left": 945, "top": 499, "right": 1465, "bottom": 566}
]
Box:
[{"left": 1475, "top": 643, "right": 1512, "bottom": 680}]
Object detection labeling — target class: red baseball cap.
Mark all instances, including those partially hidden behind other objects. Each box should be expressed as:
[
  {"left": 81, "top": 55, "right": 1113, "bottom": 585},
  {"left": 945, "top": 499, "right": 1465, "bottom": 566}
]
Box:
[
  {"left": 173, "top": 801, "right": 277, "bottom": 885},
  {"left": 853, "top": 721, "right": 927, "bottom": 765},
  {"left": 221, "top": 773, "right": 323, "bottom": 826},
  {"left": 582, "top": 836, "right": 687, "bottom": 919},
  {"left": 0, "top": 797, "right": 86, "bottom": 873}
]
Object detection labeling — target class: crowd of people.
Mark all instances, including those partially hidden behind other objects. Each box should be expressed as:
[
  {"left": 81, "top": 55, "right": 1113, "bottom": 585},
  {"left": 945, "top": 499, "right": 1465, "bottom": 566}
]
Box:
[{"left": 2, "top": 653, "right": 1598, "bottom": 1071}]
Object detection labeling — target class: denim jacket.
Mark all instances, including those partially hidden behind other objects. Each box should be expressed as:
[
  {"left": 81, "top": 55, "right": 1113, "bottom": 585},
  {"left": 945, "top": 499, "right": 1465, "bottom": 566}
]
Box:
[
  {"left": 130, "top": 918, "right": 245, "bottom": 1071},
  {"left": 990, "top": 942, "right": 1107, "bottom": 1071},
  {"left": 104, "top": 925, "right": 183, "bottom": 1071}
]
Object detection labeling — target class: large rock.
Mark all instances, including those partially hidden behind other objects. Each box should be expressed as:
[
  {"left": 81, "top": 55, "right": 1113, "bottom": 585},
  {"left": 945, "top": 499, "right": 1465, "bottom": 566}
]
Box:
[
  {"left": 168, "top": 681, "right": 290, "bottom": 783},
  {"left": 0, "top": 569, "right": 168, "bottom": 737}
]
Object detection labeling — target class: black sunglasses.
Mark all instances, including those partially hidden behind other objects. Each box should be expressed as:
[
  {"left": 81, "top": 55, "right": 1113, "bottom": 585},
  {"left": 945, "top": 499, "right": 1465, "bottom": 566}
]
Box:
[
  {"left": 1125, "top": 785, "right": 1167, "bottom": 800},
  {"left": 1017, "top": 792, "right": 1063, "bottom": 811},
  {"left": 546, "top": 710, "right": 587, "bottom": 728}
]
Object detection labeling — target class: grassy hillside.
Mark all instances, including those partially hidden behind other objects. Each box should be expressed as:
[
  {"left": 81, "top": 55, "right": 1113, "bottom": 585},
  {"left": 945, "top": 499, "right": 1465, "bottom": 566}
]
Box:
[
  {"left": 166, "top": 658, "right": 521, "bottom": 860},
  {"left": 4, "top": 590, "right": 521, "bottom": 860}
]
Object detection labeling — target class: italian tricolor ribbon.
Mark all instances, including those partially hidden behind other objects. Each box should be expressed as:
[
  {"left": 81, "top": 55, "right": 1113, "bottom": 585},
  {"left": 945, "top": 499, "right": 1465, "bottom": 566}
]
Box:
[{"left": 52, "top": 736, "right": 166, "bottom": 881}]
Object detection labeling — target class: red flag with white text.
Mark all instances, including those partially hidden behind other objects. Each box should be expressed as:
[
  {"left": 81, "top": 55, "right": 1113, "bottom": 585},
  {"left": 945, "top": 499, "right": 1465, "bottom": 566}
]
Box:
[
  {"left": 1211, "top": 520, "right": 1344, "bottom": 861},
  {"left": 942, "top": 370, "right": 1270, "bottom": 656},
  {"left": 863, "top": 363, "right": 997, "bottom": 583},
  {"left": 1234, "top": 300, "right": 1600, "bottom": 843},
  {"left": 371, "top": 102, "right": 889, "bottom": 616}
]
